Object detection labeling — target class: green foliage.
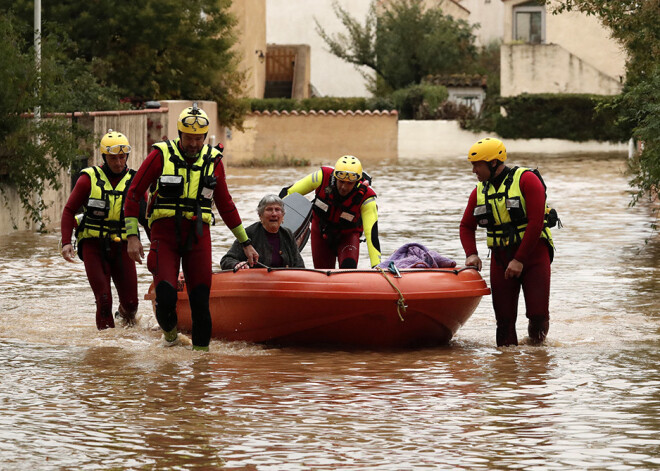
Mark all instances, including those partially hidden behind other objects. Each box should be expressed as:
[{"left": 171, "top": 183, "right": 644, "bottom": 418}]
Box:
[
  {"left": 2, "top": 0, "right": 246, "bottom": 128},
  {"left": 249, "top": 97, "right": 396, "bottom": 113},
  {"left": 0, "top": 14, "right": 116, "bottom": 228},
  {"left": 493, "top": 94, "right": 630, "bottom": 142},
  {"left": 473, "top": 40, "right": 501, "bottom": 96},
  {"left": 316, "top": 0, "right": 477, "bottom": 93},
  {"left": 391, "top": 84, "right": 449, "bottom": 119},
  {"left": 250, "top": 87, "right": 458, "bottom": 120},
  {"left": 551, "top": 0, "right": 659, "bottom": 210},
  {"left": 621, "top": 65, "right": 660, "bottom": 206}
]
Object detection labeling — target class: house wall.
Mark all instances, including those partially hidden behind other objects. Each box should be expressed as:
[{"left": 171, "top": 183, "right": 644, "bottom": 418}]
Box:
[
  {"left": 423, "top": 0, "right": 470, "bottom": 20},
  {"left": 545, "top": 7, "right": 625, "bottom": 83},
  {"left": 230, "top": 0, "right": 267, "bottom": 98},
  {"left": 501, "top": 43, "right": 624, "bottom": 96},
  {"left": 266, "top": 0, "right": 373, "bottom": 97},
  {"left": 501, "top": 0, "right": 626, "bottom": 96},
  {"left": 457, "top": 0, "right": 505, "bottom": 47},
  {"left": 398, "top": 119, "right": 627, "bottom": 159}
]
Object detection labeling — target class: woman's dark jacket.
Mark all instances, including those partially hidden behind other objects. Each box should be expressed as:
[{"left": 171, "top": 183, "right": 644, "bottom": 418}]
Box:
[{"left": 220, "top": 221, "right": 305, "bottom": 270}]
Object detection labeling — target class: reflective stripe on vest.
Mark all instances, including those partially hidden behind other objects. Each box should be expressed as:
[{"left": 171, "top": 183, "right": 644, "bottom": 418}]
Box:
[
  {"left": 312, "top": 166, "right": 374, "bottom": 231},
  {"left": 475, "top": 167, "right": 554, "bottom": 248},
  {"left": 77, "top": 166, "right": 134, "bottom": 242},
  {"left": 148, "top": 139, "right": 218, "bottom": 226}
]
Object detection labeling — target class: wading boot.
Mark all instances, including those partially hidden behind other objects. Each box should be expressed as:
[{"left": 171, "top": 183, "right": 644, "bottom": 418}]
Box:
[
  {"left": 496, "top": 321, "right": 518, "bottom": 347},
  {"left": 528, "top": 318, "right": 549, "bottom": 345},
  {"left": 115, "top": 305, "right": 137, "bottom": 327},
  {"left": 162, "top": 327, "right": 178, "bottom": 347}
]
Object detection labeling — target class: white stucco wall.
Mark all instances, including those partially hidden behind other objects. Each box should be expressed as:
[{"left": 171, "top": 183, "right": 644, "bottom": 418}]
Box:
[
  {"left": 502, "top": 0, "right": 626, "bottom": 80},
  {"left": 500, "top": 43, "right": 624, "bottom": 96},
  {"left": 458, "top": 0, "right": 505, "bottom": 47},
  {"left": 266, "top": 0, "right": 374, "bottom": 97},
  {"left": 500, "top": 0, "right": 626, "bottom": 97},
  {"left": 398, "top": 120, "right": 627, "bottom": 159},
  {"left": 545, "top": 8, "right": 626, "bottom": 83}
]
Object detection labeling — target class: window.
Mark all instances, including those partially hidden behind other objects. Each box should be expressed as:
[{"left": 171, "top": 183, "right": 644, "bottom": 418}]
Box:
[{"left": 513, "top": 3, "right": 545, "bottom": 44}]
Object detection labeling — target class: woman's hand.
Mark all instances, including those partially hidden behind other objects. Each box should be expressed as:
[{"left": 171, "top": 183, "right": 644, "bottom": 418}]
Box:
[
  {"left": 234, "top": 261, "right": 250, "bottom": 271},
  {"left": 243, "top": 245, "right": 259, "bottom": 267}
]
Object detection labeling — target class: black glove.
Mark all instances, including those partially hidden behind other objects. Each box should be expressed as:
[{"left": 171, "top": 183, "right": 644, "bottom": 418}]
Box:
[{"left": 278, "top": 186, "right": 291, "bottom": 199}]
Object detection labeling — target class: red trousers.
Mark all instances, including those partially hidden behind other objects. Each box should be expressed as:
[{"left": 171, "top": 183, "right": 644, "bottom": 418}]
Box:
[
  {"left": 490, "top": 242, "right": 551, "bottom": 346},
  {"left": 147, "top": 218, "right": 212, "bottom": 347},
  {"left": 310, "top": 222, "right": 361, "bottom": 269},
  {"left": 81, "top": 238, "right": 138, "bottom": 330}
]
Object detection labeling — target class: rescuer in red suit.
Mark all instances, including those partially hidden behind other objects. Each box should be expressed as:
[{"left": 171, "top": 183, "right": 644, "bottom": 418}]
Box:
[{"left": 460, "top": 137, "right": 556, "bottom": 347}]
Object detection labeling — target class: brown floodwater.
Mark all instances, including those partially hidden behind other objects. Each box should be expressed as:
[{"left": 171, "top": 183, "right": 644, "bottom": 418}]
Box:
[{"left": 0, "top": 152, "right": 658, "bottom": 470}]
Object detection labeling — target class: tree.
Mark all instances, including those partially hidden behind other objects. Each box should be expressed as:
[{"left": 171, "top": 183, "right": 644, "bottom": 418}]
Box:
[
  {"left": 0, "top": 13, "right": 118, "bottom": 228},
  {"left": 316, "top": 0, "right": 477, "bottom": 94},
  {"left": 550, "top": 0, "right": 659, "bottom": 215},
  {"left": 2, "top": 0, "right": 248, "bottom": 128}
]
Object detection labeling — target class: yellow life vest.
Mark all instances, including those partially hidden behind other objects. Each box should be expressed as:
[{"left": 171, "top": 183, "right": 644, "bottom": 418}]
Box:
[
  {"left": 76, "top": 166, "right": 134, "bottom": 243},
  {"left": 475, "top": 166, "right": 554, "bottom": 249},
  {"left": 148, "top": 139, "right": 219, "bottom": 227}
]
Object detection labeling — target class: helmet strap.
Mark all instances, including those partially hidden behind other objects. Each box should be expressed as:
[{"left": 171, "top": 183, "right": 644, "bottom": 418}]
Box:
[{"left": 488, "top": 160, "right": 503, "bottom": 180}]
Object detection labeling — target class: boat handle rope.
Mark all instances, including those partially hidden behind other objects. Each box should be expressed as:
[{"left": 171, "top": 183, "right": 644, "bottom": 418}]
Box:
[{"left": 375, "top": 267, "right": 407, "bottom": 322}]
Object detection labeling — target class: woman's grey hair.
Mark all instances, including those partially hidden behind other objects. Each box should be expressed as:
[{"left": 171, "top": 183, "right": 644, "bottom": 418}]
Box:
[{"left": 257, "top": 194, "right": 285, "bottom": 216}]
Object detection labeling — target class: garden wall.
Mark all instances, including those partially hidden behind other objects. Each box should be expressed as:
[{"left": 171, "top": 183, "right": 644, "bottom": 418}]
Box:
[{"left": 222, "top": 110, "right": 399, "bottom": 165}]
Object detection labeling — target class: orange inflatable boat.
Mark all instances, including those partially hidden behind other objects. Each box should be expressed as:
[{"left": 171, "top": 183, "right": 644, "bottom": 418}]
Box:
[{"left": 145, "top": 267, "right": 490, "bottom": 348}]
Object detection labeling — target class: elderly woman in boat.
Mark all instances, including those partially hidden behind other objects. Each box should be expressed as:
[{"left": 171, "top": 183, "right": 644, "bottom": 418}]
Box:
[{"left": 221, "top": 194, "right": 305, "bottom": 270}]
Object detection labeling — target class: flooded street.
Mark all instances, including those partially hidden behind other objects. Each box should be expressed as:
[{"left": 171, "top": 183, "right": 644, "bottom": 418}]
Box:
[{"left": 1, "top": 152, "right": 659, "bottom": 470}]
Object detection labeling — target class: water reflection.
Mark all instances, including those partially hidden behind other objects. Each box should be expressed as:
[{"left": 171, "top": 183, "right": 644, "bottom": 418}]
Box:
[{"left": 0, "top": 153, "right": 659, "bottom": 469}]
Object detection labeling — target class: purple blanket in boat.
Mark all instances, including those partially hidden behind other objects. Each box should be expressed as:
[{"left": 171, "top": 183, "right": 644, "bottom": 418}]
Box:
[{"left": 377, "top": 243, "right": 456, "bottom": 269}]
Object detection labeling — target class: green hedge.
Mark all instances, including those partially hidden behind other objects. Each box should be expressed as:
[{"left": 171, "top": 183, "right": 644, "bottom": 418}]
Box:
[
  {"left": 248, "top": 84, "right": 449, "bottom": 120},
  {"left": 493, "top": 93, "right": 630, "bottom": 142},
  {"left": 248, "top": 96, "right": 395, "bottom": 113}
]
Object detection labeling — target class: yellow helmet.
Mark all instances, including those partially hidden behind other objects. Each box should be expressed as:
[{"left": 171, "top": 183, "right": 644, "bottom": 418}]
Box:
[
  {"left": 333, "top": 155, "right": 363, "bottom": 182},
  {"left": 467, "top": 137, "right": 507, "bottom": 162},
  {"left": 177, "top": 104, "right": 209, "bottom": 134},
  {"left": 100, "top": 129, "right": 131, "bottom": 156}
]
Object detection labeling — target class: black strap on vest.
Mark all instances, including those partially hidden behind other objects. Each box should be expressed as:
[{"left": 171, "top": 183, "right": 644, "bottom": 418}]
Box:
[
  {"left": 157, "top": 142, "right": 216, "bottom": 252},
  {"left": 313, "top": 173, "right": 369, "bottom": 234}
]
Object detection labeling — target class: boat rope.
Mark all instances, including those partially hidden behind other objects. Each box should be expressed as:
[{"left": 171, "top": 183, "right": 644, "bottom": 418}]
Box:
[{"left": 375, "top": 267, "right": 407, "bottom": 322}]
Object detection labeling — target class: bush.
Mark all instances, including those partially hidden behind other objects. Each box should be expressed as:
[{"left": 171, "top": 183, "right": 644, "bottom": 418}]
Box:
[
  {"left": 248, "top": 97, "right": 396, "bottom": 113},
  {"left": 493, "top": 93, "right": 630, "bottom": 142},
  {"left": 390, "top": 84, "right": 449, "bottom": 119}
]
